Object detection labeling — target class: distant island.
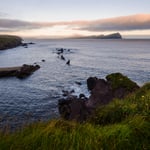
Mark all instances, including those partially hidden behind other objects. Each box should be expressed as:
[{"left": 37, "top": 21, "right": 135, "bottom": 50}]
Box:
[{"left": 74, "top": 32, "right": 122, "bottom": 39}]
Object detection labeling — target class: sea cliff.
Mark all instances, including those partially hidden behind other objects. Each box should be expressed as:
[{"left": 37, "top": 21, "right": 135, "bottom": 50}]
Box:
[{"left": 0, "top": 35, "right": 22, "bottom": 50}]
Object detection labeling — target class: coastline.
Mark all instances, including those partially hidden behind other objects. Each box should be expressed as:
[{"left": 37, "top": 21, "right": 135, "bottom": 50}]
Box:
[
  {"left": 0, "top": 37, "right": 149, "bottom": 149},
  {"left": 0, "top": 35, "right": 22, "bottom": 50},
  {"left": 0, "top": 75, "right": 149, "bottom": 149},
  {"left": 0, "top": 64, "right": 40, "bottom": 78}
]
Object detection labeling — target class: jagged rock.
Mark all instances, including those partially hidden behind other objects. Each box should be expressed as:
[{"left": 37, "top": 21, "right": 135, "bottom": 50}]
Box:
[
  {"left": 58, "top": 73, "right": 140, "bottom": 122},
  {"left": 79, "top": 94, "right": 88, "bottom": 100},
  {"left": 87, "top": 77, "right": 98, "bottom": 91},
  {"left": 62, "top": 90, "right": 75, "bottom": 97},
  {"left": 61, "top": 55, "right": 65, "bottom": 60},
  {"left": 58, "top": 96, "right": 89, "bottom": 121},
  {"left": 21, "top": 43, "right": 28, "bottom": 47},
  {"left": 28, "top": 42, "right": 35, "bottom": 44},
  {"left": 66, "top": 60, "right": 70, "bottom": 65},
  {"left": 0, "top": 64, "right": 40, "bottom": 78},
  {"left": 16, "top": 64, "right": 40, "bottom": 79},
  {"left": 86, "top": 79, "right": 112, "bottom": 108}
]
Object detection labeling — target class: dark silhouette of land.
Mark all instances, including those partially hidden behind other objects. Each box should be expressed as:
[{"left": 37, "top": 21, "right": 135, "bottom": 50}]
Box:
[
  {"left": 0, "top": 35, "right": 22, "bottom": 50},
  {"left": 73, "top": 32, "right": 122, "bottom": 39}
]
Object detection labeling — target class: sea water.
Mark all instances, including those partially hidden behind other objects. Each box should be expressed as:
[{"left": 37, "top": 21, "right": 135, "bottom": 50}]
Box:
[{"left": 0, "top": 39, "right": 149, "bottom": 129}]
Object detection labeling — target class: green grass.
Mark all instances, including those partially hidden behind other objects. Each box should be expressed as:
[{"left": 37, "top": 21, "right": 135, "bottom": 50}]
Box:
[
  {"left": 106, "top": 73, "right": 139, "bottom": 91},
  {"left": 90, "top": 83, "right": 150, "bottom": 125},
  {"left": 0, "top": 83, "right": 150, "bottom": 150},
  {"left": 0, "top": 35, "right": 22, "bottom": 50}
]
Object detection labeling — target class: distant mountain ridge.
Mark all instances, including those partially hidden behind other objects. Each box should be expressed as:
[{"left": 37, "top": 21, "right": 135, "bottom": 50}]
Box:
[{"left": 74, "top": 32, "right": 122, "bottom": 39}]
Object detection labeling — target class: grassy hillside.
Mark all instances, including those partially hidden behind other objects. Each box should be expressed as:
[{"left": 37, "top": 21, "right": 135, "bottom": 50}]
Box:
[
  {"left": 0, "top": 83, "right": 149, "bottom": 150},
  {"left": 0, "top": 35, "right": 22, "bottom": 50}
]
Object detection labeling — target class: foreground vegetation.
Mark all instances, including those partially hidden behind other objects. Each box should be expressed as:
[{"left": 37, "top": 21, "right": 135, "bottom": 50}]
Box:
[
  {"left": 0, "top": 35, "right": 22, "bottom": 50},
  {"left": 0, "top": 83, "right": 149, "bottom": 150}
]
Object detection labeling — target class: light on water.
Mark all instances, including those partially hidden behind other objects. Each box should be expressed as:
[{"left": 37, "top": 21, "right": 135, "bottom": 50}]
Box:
[{"left": 0, "top": 39, "right": 150, "bottom": 129}]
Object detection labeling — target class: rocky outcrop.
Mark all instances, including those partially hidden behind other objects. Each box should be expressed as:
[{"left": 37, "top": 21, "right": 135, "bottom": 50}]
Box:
[
  {"left": 0, "top": 35, "right": 22, "bottom": 50},
  {"left": 58, "top": 96, "right": 89, "bottom": 122},
  {"left": 16, "top": 64, "right": 40, "bottom": 78},
  {"left": 58, "top": 73, "right": 139, "bottom": 121},
  {"left": 0, "top": 64, "right": 40, "bottom": 79},
  {"left": 21, "top": 42, "right": 35, "bottom": 48}
]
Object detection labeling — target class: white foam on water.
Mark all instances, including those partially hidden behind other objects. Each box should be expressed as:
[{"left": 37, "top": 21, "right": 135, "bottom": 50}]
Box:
[{"left": 70, "top": 83, "right": 90, "bottom": 98}]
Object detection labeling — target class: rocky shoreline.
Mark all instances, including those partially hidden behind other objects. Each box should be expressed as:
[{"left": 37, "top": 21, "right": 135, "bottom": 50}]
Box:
[
  {"left": 0, "top": 64, "right": 40, "bottom": 79},
  {"left": 58, "top": 73, "right": 140, "bottom": 122}
]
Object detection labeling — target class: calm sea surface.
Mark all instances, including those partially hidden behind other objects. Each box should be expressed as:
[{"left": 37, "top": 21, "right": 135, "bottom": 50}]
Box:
[{"left": 0, "top": 39, "right": 150, "bottom": 129}]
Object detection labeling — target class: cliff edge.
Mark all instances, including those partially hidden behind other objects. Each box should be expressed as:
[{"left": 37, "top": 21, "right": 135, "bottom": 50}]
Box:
[{"left": 0, "top": 35, "right": 22, "bottom": 50}]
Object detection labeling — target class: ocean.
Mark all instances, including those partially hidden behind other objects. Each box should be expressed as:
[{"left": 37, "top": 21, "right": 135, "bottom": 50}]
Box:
[{"left": 0, "top": 39, "right": 149, "bottom": 129}]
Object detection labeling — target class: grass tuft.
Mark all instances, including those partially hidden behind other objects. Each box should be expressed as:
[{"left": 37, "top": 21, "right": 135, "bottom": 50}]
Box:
[{"left": 106, "top": 72, "right": 139, "bottom": 91}]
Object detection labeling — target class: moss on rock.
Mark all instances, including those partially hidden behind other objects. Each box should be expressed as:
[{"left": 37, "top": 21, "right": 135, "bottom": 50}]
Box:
[{"left": 106, "top": 73, "right": 139, "bottom": 91}]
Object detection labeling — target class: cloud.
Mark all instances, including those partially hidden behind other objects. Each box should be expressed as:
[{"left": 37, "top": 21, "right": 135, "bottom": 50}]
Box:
[
  {"left": 0, "top": 14, "right": 150, "bottom": 33},
  {"left": 76, "top": 14, "right": 150, "bottom": 31},
  {"left": 0, "top": 19, "right": 42, "bottom": 30}
]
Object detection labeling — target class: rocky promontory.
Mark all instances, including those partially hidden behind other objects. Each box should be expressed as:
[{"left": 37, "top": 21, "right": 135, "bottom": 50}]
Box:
[
  {"left": 0, "top": 64, "right": 40, "bottom": 79},
  {"left": 0, "top": 35, "right": 23, "bottom": 50},
  {"left": 58, "top": 73, "right": 140, "bottom": 121}
]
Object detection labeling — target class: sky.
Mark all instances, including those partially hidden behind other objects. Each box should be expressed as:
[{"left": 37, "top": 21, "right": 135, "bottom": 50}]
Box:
[{"left": 0, "top": 0, "right": 150, "bottom": 38}]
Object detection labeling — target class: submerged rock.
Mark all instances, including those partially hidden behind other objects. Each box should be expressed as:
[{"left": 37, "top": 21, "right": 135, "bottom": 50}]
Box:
[
  {"left": 41, "top": 59, "right": 45, "bottom": 62},
  {"left": 58, "top": 73, "right": 140, "bottom": 122}
]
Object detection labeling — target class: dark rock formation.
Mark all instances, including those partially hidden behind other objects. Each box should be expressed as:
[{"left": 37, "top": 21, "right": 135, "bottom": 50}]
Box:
[
  {"left": 86, "top": 79, "right": 112, "bottom": 108},
  {"left": 62, "top": 90, "right": 75, "bottom": 97},
  {"left": 16, "top": 64, "right": 40, "bottom": 79},
  {"left": 0, "top": 64, "right": 40, "bottom": 79},
  {"left": 58, "top": 73, "right": 139, "bottom": 121},
  {"left": 87, "top": 77, "right": 98, "bottom": 91},
  {"left": 58, "top": 48, "right": 64, "bottom": 53},
  {"left": 61, "top": 55, "right": 65, "bottom": 60},
  {"left": 66, "top": 60, "right": 70, "bottom": 65},
  {"left": 58, "top": 96, "right": 89, "bottom": 121},
  {"left": 75, "top": 81, "right": 82, "bottom": 85},
  {"left": 21, "top": 42, "right": 35, "bottom": 48}
]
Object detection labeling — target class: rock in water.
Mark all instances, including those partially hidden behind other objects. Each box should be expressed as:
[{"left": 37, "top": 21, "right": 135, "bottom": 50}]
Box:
[
  {"left": 16, "top": 64, "right": 40, "bottom": 79},
  {"left": 58, "top": 73, "right": 140, "bottom": 122},
  {"left": 61, "top": 55, "right": 65, "bottom": 60},
  {"left": 66, "top": 60, "right": 70, "bottom": 65},
  {"left": 0, "top": 64, "right": 40, "bottom": 78}
]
